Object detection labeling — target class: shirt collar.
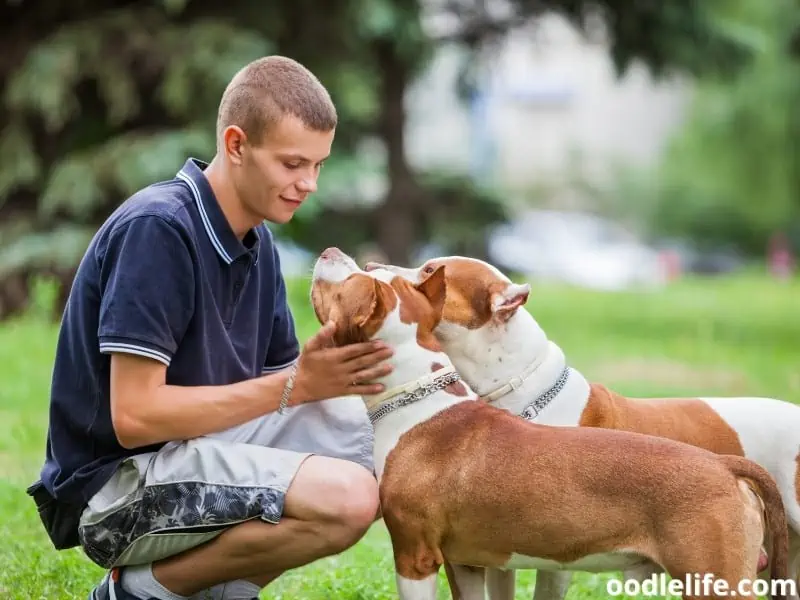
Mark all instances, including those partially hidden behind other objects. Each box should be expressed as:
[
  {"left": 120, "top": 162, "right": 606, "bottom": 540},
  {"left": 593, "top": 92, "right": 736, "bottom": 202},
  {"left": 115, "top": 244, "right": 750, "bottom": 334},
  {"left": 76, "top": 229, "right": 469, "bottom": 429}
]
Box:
[{"left": 176, "top": 158, "right": 260, "bottom": 264}]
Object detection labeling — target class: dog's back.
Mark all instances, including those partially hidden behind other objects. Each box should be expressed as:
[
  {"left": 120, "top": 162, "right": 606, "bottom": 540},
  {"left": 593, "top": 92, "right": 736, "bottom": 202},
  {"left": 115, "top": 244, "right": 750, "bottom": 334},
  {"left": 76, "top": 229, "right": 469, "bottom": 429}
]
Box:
[{"left": 380, "top": 400, "right": 783, "bottom": 581}]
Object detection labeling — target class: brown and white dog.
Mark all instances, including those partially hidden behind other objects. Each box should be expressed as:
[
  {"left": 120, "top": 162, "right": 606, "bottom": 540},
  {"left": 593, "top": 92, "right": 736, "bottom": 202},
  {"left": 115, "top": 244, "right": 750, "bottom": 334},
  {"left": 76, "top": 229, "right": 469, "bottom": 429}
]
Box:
[
  {"left": 366, "top": 254, "right": 800, "bottom": 600},
  {"left": 312, "top": 247, "right": 789, "bottom": 600}
]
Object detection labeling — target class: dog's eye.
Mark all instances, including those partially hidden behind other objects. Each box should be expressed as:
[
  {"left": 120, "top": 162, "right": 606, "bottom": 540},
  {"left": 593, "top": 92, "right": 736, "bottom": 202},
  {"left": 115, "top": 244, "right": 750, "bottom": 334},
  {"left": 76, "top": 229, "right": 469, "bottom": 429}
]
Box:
[{"left": 423, "top": 265, "right": 435, "bottom": 274}]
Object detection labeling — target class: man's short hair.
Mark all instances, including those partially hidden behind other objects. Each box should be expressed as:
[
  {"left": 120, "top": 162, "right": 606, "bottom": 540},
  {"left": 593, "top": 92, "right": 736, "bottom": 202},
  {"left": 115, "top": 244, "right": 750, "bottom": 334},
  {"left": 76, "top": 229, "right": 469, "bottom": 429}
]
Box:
[{"left": 216, "top": 55, "right": 337, "bottom": 147}]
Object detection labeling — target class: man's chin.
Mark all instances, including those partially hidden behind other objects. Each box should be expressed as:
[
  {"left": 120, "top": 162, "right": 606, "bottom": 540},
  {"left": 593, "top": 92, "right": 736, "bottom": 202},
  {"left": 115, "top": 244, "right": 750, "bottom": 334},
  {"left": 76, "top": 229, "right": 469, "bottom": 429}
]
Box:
[{"left": 264, "top": 209, "right": 297, "bottom": 225}]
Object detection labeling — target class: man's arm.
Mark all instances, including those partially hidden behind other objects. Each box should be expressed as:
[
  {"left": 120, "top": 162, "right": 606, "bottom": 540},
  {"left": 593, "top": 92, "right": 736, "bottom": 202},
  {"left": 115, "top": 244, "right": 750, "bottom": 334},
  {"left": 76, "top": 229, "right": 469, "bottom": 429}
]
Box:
[
  {"left": 111, "top": 321, "right": 393, "bottom": 449},
  {"left": 111, "top": 353, "right": 291, "bottom": 448}
]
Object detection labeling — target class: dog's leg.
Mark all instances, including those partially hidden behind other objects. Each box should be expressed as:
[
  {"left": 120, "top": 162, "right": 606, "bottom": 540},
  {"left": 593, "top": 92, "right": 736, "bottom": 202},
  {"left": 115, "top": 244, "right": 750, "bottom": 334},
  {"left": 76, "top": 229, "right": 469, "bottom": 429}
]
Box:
[
  {"left": 396, "top": 573, "right": 439, "bottom": 600},
  {"left": 622, "top": 561, "right": 663, "bottom": 584},
  {"left": 486, "top": 568, "right": 515, "bottom": 600},
  {"left": 446, "top": 564, "right": 487, "bottom": 600},
  {"left": 531, "top": 570, "right": 572, "bottom": 600}
]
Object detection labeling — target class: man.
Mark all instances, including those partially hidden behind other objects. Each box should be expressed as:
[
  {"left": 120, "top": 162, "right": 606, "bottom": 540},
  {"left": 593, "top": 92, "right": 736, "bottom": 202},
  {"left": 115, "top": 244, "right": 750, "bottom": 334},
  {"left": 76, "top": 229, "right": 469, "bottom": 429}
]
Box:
[{"left": 29, "top": 56, "right": 392, "bottom": 600}]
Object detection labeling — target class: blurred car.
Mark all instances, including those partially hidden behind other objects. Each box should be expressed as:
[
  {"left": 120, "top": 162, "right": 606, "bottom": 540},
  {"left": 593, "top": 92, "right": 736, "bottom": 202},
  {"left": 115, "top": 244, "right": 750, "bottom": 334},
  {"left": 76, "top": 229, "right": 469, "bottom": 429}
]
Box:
[
  {"left": 654, "top": 240, "right": 744, "bottom": 276},
  {"left": 487, "top": 210, "right": 667, "bottom": 290}
]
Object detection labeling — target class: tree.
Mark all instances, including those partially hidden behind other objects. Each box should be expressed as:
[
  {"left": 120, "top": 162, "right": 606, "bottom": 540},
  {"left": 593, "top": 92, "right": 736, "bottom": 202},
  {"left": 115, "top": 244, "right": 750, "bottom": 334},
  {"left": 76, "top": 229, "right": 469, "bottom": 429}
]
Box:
[
  {"left": 630, "top": 0, "right": 800, "bottom": 253},
  {"left": 0, "top": 0, "right": 759, "bottom": 318}
]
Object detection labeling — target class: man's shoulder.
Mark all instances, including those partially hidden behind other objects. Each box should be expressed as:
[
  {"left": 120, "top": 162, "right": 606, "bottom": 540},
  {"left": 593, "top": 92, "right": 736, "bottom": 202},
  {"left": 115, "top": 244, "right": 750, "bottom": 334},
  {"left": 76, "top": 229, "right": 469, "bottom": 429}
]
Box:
[
  {"left": 95, "top": 179, "right": 197, "bottom": 252},
  {"left": 111, "top": 179, "right": 194, "bottom": 232}
]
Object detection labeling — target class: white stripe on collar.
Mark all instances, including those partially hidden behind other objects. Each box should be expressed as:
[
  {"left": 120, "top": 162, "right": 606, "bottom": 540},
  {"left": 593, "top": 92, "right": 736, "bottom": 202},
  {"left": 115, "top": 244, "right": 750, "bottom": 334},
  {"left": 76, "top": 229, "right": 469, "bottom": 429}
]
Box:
[
  {"left": 176, "top": 170, "right": 233, "bottom": 264},
  {"left": 481, "top": 352, "right": 548, "bottom": 403}
]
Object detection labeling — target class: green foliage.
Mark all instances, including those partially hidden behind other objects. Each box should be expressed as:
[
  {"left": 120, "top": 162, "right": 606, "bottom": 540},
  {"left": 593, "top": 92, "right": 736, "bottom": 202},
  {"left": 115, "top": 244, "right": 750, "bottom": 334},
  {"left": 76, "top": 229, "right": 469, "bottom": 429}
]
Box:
[
  {"left": 0, "top": 225, "right": 95, "bottom": 279},
  {"left": 639, "top": 0, "right": 800, "bottom": 253},
  {"left": 39, "top": 127, "right": 214, "bottom": 220},
  {"left": 0, "top": 122, "right": 40, "bottom": 207},
  {"left": 26, "top": 275, "right": 61, "bottom": 321},
  {"left": 512, "top": 0, "right": 754, "bottom": 79}
]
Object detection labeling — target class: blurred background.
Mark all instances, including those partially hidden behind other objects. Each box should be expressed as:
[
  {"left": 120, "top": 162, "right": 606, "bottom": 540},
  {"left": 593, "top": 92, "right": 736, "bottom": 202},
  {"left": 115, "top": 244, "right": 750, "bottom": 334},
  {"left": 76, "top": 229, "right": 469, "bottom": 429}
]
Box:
[
  {"left": 1, "top": 1, "right": 799, "bottom": 597},
  {"left": 2, "top": 0, "right": 799, "bottom": 313}
]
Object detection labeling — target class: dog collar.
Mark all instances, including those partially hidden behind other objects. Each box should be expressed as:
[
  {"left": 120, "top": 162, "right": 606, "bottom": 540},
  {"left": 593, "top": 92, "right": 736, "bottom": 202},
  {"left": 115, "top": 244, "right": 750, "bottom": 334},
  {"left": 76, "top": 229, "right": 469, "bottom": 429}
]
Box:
[
  {"left": 481, "top": 353, "right": 549, "bottom": 403},
  {"left": 513, "top": 365, "right": 570, "bottom": 421},
  {"left": 482, "top": 365, "right": 570, "bottom": 421},
  {"left": 366, "top": 365, "right": 461, "bottom": 425}
]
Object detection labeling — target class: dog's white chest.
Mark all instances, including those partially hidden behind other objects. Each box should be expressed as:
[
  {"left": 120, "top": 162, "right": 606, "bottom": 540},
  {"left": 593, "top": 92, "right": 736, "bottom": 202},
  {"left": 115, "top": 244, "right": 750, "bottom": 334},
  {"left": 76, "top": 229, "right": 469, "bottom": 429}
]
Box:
[{"left": 502, "top": 550, "right": 647, "bottom": 572}]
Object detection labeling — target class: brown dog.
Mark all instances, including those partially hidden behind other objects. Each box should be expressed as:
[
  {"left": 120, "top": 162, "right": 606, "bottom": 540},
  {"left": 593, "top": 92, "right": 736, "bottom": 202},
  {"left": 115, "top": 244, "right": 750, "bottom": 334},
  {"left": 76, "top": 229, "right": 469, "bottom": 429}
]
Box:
[
  {"left": 367, "top": 254, "right": 800, "bottom": 600},
  {"left": 311, "top": 247, "right": 789, "bottom": 600}
]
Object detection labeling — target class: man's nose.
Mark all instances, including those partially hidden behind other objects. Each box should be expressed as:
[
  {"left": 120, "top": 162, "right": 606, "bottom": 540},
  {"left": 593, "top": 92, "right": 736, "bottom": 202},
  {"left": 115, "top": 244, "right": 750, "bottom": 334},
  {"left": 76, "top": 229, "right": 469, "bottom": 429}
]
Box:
[{"left": 296, "top": 176, "right": 317, "bottom": 194}]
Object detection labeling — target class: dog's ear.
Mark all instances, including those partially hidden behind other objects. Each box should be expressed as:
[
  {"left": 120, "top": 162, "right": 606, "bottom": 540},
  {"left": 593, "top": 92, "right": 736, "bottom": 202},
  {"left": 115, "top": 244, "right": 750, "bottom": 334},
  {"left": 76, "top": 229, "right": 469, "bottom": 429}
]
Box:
[
  {"left": 351, "top": 280, "right": 379, "bottom": 329},
  {"left": 490, "top": 282, "right": 530, "bottom": 323},
  {"left": 415, "top": 264, "right": 447, "bottom": 322},
  {"left": 341, "top": 277, "right": 396, "bottom": 344}
]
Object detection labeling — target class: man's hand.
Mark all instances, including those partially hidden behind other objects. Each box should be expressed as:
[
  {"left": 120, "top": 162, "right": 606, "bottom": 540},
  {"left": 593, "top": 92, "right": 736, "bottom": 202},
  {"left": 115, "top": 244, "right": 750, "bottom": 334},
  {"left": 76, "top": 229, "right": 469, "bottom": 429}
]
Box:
[{"left": 290, "top": 321, "right": 394, "bottom": 404}]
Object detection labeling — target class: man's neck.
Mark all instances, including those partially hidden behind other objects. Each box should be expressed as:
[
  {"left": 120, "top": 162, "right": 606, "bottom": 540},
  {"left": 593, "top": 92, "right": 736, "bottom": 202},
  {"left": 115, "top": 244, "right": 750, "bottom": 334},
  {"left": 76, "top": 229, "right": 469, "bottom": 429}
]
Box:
[{"left": 203, "top": 155, "right": 256, "bottom": 240}]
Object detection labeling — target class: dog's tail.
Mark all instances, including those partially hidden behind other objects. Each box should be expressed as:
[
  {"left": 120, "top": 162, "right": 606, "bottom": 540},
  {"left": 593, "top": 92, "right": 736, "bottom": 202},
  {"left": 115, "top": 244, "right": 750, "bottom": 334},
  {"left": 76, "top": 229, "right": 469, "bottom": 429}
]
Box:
[{"left": 719, "top": 454, "right": 790, "bottom": 600}]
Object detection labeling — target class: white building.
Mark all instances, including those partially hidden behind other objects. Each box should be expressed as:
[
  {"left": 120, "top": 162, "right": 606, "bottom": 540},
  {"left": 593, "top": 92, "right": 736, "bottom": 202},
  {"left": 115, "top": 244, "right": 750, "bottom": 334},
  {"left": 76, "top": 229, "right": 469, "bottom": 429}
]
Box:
[{"left": 405, "top": 12, "right": 693, "bottom": 201}]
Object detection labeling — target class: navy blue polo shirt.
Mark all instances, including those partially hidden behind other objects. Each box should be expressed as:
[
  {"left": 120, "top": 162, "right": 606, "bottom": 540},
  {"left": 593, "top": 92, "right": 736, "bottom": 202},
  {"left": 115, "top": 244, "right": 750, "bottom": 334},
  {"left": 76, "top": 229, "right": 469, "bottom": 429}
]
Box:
[{"left": 40, "top": 158, "right": 300, "bottom": 505}]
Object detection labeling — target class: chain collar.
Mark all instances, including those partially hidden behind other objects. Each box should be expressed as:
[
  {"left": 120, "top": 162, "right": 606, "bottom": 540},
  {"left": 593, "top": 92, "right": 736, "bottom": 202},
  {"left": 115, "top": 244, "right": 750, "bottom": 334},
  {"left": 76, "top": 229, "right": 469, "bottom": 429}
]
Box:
[
  {"left": 513, "top": 365, "right": 570, "bottom": 421},
  {"left": 368, "top": 368, "right": 462, "bottom": 425}
]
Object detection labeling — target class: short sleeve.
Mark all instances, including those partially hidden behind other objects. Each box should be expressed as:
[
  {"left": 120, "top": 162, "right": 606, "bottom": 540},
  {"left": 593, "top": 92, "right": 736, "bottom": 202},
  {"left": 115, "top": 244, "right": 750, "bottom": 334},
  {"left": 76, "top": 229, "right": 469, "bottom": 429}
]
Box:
[
  {"left": 97, "top": 215, "right": 195, "bottom": 366},
  {"left": 262, "top": 246, "right": 300, "bottom": 374}
]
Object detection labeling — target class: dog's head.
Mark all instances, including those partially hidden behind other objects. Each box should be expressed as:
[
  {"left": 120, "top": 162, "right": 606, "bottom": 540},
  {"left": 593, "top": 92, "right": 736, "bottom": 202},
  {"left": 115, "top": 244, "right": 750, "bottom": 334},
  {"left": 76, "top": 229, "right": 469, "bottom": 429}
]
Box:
[
  {"left": 364, "top": 256, "right": 530, "bottom": 333},
  {"left": 311, "top": 247, "right": 448, "bottom": 352}
]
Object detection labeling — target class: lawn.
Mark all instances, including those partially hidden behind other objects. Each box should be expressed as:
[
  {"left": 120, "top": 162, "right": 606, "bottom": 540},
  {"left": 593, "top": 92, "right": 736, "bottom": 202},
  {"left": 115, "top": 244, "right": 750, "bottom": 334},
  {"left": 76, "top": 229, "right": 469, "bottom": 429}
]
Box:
[{"left": 1, "top": 272, "right": 798, "bottom": 599}]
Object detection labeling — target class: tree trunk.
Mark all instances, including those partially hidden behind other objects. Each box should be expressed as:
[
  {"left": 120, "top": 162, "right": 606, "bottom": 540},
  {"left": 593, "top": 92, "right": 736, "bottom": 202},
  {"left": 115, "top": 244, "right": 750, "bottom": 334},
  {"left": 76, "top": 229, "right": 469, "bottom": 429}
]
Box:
[{"left": 372, "top": 39, "right": 422, "bottom": 266}]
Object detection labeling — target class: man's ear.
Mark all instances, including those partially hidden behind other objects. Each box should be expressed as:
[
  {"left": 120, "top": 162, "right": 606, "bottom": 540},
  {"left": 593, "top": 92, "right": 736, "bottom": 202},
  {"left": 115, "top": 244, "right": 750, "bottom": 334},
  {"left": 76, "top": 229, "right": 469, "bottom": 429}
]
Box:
[
  {"left": 490, "top": 282, "right": 530, "bottom": 323},
  {"left": 222, "top": 125, "right": 247, "bottom": 165},
  {"left": 415, "top": 265, "right": 447, "bottom": 321}
]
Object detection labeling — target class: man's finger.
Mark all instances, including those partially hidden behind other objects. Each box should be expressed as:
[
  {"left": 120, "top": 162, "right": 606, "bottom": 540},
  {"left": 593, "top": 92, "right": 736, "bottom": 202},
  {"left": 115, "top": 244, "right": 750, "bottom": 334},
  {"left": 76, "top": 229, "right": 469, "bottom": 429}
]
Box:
[
  {"left": 350, "top": 382, "right": 386, "bottom": 395},
  {"left": 333, "top": 340, "right": 392, "bottom": 362},
  {"left": 304, "top": 321, "right": 337, "bottom": 352},
  {"left": 344, "top": 348, "right": 394, "bottom": 373},
  {"left": 351, "top": 362, "right": 394, "bottom": 383}
]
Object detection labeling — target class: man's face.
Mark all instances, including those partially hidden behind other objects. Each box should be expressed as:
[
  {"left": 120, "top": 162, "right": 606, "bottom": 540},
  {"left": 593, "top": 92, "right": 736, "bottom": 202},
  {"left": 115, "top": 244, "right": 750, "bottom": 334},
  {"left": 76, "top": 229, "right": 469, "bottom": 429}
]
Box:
[{"left": 233, "top": 114, "right": 335, "bottom": 225}]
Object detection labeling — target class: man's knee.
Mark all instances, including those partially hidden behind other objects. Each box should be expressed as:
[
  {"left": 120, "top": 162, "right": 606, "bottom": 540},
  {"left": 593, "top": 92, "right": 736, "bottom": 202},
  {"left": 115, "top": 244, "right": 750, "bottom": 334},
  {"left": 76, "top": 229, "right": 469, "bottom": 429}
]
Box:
[{"left": 286, "top": 455, "right": 379, "bottom": 548}]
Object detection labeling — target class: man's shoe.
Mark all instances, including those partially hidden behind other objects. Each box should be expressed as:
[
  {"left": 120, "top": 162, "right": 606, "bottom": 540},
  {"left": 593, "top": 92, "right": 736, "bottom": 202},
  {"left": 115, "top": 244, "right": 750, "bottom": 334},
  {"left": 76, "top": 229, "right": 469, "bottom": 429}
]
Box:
[{"left": 88, "top": 568, "right": 155, "bottom": 600}]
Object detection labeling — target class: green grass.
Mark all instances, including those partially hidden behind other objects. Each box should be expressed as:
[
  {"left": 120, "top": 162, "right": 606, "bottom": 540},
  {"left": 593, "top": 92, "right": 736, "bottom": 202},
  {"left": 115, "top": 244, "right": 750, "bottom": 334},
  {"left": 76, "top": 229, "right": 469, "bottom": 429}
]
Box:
[{"left": 1, "top": 273, "right": 798, "bottom": 599}]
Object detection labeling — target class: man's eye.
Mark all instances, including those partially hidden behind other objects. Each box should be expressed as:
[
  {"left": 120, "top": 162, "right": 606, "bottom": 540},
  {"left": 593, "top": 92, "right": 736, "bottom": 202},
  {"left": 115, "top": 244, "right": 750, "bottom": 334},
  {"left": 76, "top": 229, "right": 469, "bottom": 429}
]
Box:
[{"left": 284, "top": 163, "right": 301, "bottom": 170}]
